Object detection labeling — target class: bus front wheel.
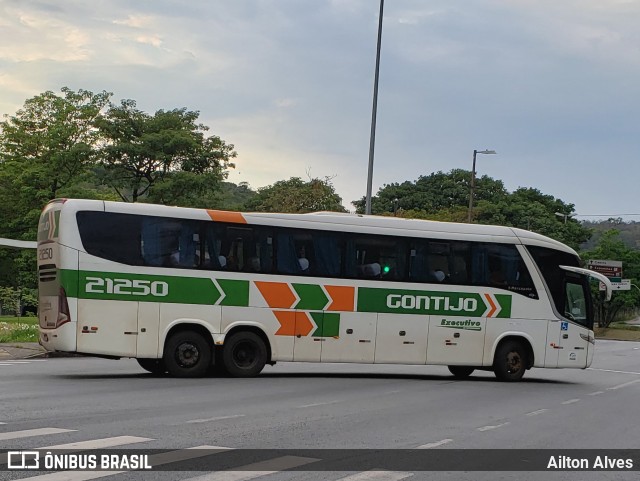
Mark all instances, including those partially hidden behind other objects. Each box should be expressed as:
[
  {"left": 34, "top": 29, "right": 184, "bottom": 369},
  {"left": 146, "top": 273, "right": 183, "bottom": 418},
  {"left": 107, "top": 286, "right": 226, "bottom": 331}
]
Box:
[
  {"left": 137, "top": 358, "right": 166, "bottom": 376},
  {"left": 493, "top": 340, "right": 527, "bottom": 382},
  {"left": 222, "top": 331, "right": 267, "bottom": 378},
  {"left": 448, "top": 365, "right": 475, "bottom": 379},
  {"left": 164, "top": 330, "right": 212, "bottom": 378}
]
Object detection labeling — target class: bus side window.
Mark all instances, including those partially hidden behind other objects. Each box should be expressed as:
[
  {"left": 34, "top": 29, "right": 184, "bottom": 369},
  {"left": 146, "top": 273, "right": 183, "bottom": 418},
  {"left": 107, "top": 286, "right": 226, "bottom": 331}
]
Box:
[
  {"left": 349, "top": 235, "right": 406, "bottom": 281},
  {"left": 472, "top": 243, "right": 538, "bottom": 298},
  {"left": 142, "top": 218, "right": 182, "bottom": 267}
]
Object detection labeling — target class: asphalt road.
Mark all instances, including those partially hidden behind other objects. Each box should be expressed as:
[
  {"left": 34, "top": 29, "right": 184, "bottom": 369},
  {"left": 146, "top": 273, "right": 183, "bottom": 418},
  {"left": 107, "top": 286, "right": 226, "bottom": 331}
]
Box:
[{"left": 1, "top": 340, "right": 639, "bottom": 481}]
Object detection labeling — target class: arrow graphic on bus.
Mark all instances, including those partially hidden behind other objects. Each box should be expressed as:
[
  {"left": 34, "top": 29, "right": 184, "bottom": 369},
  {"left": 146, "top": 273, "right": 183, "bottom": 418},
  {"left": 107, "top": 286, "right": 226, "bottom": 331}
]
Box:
[
  {"left": 273, "top": 311, "right": 341, "bottom": 337},
  {"left": 255, "top": 282, "right": 355, "bottom": 312}
]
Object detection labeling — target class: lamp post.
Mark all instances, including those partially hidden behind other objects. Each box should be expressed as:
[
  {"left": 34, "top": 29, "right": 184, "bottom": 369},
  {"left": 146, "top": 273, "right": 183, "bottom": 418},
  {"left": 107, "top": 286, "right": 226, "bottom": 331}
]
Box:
[
  {"left": 555, "top": 212, "right": 574, "bottom": 224},
  {"left": 467, "top": 149, "right": 496, "bottom": 223},
  {"left": 365, "top": 0, "right": 384, "bottom": 215}
]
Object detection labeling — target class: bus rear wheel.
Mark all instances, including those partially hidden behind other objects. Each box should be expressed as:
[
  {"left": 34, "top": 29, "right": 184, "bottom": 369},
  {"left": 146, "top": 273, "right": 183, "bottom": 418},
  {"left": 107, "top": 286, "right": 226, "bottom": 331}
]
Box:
[
  {"left": 164, "top": 330, "right": 212, "bottom": 378},
  {"left": 493, "top": 340, "right": 527, "bottom": 382},
  {"left": 137, "top": 358, "right": 166, "bottom": 376},
  {"left": 222, "top": 331, "right": 267, "bottom": 378},
  {"left": 448, "top": 366, "right": 475, "bottom": 379}
]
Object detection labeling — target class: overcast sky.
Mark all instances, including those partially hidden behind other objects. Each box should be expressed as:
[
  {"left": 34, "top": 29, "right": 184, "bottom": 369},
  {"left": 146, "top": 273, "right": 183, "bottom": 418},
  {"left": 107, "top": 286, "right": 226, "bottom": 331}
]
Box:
[{"left": 1, "top": 0, "right": 639, "bottom": 220}]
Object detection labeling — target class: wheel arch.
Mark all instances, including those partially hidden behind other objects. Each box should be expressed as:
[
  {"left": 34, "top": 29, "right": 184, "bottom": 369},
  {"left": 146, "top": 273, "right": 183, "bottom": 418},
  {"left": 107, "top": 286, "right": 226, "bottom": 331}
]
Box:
[
  {"left": 161, "top": 320, "right": 214, "bottom": 358},
  {"left": 490, "top": 334, "right": 535, "bottom": 369},
  {"left": 224, "top": 323, "right": 273, "bottom": 364}
]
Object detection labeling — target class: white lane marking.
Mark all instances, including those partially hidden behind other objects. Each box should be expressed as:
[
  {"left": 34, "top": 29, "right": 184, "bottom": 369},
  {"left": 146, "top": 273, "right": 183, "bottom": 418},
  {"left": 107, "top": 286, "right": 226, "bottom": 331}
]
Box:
[
  {"left": 607, "top": 379, "right": 640, "bottom": 390},
  {"left": 297, "top": 400, "right": 342, "bottom": 408},
  {"left": 526, "top": 409, "right": 548, "bottom": 416},
  {"left": 336, "top": 471, "right": 414, "bottom": 481},
  {"left": 416, "top": 439, "right": 453, "bottom": 449},
  {"left": 0, "top": 363, "right": 17, "bottom": 366},
  {"left": 0, "top": 427, "right": 74, "bottom": 441},
  {"left": 562, "top": 399, "right": 580, "bottom": 405},
  {"left": 16, "top": 445, "right": 231, "bottom": 481},
  {"left": 588, "top": 391, "right": 604, "bottom": 396},
  {"left": 182, "top": 455, "right": 319, "bottom": 481},
  {"left": 588, "top": 368, "right": 640, "bottom": 375},
  {"left": 478, "top": 422, "right": 510, "bottom": 432},
  {"left": 0, "top": 436, "right": 153, "bottom": 465},
  {"left": 41, "top": 436, "right": 153, "bottom": 451},
  {"left": 186, "top": 414, "right": 245, "bottom": 424},
  {"left": 1, "top": 361, "right": 31, "bottom": 364},
  {"left": 0, "top": 422, "right": 5, "bottom": 425}
]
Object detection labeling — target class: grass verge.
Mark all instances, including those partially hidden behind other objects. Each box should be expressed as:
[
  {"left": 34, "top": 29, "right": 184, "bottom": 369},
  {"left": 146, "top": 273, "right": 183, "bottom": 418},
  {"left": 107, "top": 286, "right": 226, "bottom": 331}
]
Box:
[
  {"left": 594, "top": 322, "right": 640, "bottom": 342},
  {"left": 0, "top": 316, "right": 39, "bottom": 343}
]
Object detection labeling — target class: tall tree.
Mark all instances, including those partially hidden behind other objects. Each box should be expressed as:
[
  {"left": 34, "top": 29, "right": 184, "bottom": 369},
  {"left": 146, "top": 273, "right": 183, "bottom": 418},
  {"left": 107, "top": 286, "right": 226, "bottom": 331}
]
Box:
[
  {"left": 476, "top": 187, "right": 591, "bottom": 250},
  {"left": 245, "top": 177, "right": 347, "bottom": 213},
  {"left": 0, "top": 87, "right": 111, "bottom": 239},
  {"left": 0, "top": 88, "right": 111, "bottom": 293},
  {"left": 352, "top": 169, "right": 507, "bottom": 216},
  {"left": 96, "top": 100, "right": 236, "bottom": 203},
  {"left": 352, "top": 170, "right": 591, "bottom": 249}
]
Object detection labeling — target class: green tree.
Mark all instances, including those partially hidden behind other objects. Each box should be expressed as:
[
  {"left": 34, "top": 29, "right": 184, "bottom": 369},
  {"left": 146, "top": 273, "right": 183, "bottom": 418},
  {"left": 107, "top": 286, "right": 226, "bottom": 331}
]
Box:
[
  {"left": 96, "top": 100, "right": 236, "bottom": 203},
  {"left": 581, "top": 230, "right": 640, "bottom": 327},
  {"left": 0, "top": 87, "right": 111, "bottom": 240},
  {"left": 476, "top": 188, "right": 591, "bottom": 250},
  {"left": 352, "top": 169, "right": 507, "bottom": 216},
  {"left": 0, "top": 87, "right": 111, "bottom": 293},
  {"left": 245, "top": 177, "right": 347, "bottom": 213},
  {"left": 352, "top": 170, "right": 590, "bottom": 250}
]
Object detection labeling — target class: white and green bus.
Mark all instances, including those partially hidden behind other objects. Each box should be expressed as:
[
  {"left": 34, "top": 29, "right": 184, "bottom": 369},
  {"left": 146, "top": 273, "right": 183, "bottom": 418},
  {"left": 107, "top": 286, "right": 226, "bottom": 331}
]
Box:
[{"left": 37, "top": 199, "right": 612, "bottom": 381}]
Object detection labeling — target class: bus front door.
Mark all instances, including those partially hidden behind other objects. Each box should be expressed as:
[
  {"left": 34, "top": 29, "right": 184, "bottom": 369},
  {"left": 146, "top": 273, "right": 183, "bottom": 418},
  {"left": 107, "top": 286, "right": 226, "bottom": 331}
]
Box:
[{"left": 555, "top": 319, "right": 589, "bottom": 368}]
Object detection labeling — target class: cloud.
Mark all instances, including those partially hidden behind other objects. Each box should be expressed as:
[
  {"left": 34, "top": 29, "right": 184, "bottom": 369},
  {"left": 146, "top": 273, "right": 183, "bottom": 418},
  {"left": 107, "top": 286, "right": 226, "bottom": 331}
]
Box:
[
  {"left": 0, "top": 7, "right": 91, "bottom": 62},
  {"left": 1, "top": 0, "right": 640, "bottom": 217},
  {"left": 113, "top": 15, "right": 152, "bottom": 29}
]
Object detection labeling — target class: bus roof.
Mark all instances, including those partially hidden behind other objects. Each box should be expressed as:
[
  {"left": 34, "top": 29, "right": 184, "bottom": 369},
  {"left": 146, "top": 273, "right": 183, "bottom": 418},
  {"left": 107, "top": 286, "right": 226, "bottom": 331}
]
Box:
[{"left": 53, "top": 199, "right": 578, "bottom": 256}]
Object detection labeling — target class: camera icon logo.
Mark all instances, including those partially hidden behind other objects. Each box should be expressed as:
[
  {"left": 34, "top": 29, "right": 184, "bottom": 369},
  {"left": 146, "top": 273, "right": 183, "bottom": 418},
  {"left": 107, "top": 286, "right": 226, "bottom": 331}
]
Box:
[{"left": 7, "top": 451, "right": 40, "bottom": 469}]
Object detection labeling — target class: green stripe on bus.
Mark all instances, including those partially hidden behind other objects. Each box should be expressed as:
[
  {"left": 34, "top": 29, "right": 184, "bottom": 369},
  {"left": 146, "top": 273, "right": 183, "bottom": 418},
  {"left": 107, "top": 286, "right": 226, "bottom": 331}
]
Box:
[
  {"left": 218, "top": 279, "right": 249, "bottom": 306},
  {"left": 310, "top": 312, "right": 340, "bottom": 337},
  {"left": 67, "top": 270, "right": 251, "bottom": 306},
  {"left": 495, "top": 294, "right": 512, "bottom": 318},
  {"left": 293, "top": 283, "right": 329, "bottom": 310},
  {"left": 357, "top": 287, "right": 512, "bottom": 317},
  {"left": 60, "top": 269, "right": 79, "bottom": 297}
]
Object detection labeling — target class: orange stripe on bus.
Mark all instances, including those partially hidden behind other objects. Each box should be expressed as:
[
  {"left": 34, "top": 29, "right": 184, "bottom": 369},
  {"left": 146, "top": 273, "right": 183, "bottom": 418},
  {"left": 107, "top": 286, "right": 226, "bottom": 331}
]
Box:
[
  {"left": 484, "top": 293, "right": 497, "bottom": 317},
  {"left": 255, "top": 281, "right": 297, "bottom": 309},
  {"left": 274, "top": 311, "right": 297, "bottom": 336},
  {"left": 274, "top": 311, "right": 315, "bottom": 336},
  {"left": 325, "top": 285, "right": 355, "bottom": 311},
  {"left": 294, "top": 312, "right": 314, "bottom": 336},
  {"left": 206, "top": 210, "right": 247, "bottom": 224}
]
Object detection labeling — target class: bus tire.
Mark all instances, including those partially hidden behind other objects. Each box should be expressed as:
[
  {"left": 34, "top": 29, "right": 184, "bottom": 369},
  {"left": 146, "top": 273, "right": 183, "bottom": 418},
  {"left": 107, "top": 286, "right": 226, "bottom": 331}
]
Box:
[
  {"left": 493, "top": 340, "right": 527, "bottom": 382},
  {"left": 222, "top": 331, "right": 267, "bottom": 378},
  {"left": 137, "top": 358, "right": 166, "bottom": 375},
  {"left": 164, "top": 330, "right": 212, "bottom": 378},
  {"left": 448, "top": 365, "right": 475, "bottom": 379}
]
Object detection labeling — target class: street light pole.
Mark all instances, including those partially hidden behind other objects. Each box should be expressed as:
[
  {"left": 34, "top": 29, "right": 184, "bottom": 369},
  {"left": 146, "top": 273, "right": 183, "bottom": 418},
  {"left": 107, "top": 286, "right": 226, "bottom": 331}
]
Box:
[
  {"left": 555, "top": 212, "right": 573, "bottom": 224},
  {"left": 365, "top": 0, "right": 384, "bottom": 215},
  {"left": 467, "top": 149, "right": 496, "bottom": 223}
]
